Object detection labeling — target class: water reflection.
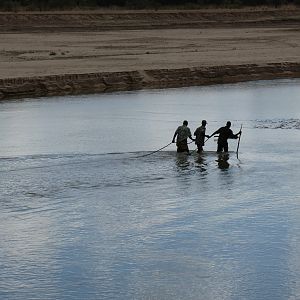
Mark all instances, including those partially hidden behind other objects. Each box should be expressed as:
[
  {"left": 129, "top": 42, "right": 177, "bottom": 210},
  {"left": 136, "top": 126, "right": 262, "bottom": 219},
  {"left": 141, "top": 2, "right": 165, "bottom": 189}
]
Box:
[
  {"left": 1, "top": 79, "right": 300, "bottom": 300},
  {"left": 195, "top": 153, "right": 208, "bottom": 173},
  {"left": 216, "top": 153, "right": 230, "bottom": 170},
  {"left": 175, "top": 152, "right": 190, "bottom": 170}
]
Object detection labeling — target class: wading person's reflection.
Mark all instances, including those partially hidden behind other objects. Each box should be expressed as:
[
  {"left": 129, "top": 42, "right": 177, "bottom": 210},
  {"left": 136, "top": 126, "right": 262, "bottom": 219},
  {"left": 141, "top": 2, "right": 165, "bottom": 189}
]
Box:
[{"left": 216, "top": 153, "right": 230, "bottom": 169}]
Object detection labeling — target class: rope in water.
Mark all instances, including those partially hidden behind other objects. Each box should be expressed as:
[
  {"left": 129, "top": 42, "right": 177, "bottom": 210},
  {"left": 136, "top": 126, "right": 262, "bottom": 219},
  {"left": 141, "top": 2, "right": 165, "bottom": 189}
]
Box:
[
  {"left": 135, "top": 142, "right": 173, "bottom": 158},
  {"left": 135, "top": 139, "right": 194, "bottom": 158}
]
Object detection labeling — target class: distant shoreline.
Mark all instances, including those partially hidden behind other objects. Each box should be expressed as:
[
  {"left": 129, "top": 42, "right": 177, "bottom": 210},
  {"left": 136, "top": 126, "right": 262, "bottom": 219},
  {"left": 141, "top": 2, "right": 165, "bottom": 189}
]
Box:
[{"left": 0, "top": 8, "right": 299, "bottom": 100}]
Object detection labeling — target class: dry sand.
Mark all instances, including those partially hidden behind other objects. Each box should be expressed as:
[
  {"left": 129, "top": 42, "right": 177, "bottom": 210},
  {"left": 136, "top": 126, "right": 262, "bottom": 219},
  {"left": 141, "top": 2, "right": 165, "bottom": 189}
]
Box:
[{"left": 0, "top": 8, "right": 299, "bottom": 98}]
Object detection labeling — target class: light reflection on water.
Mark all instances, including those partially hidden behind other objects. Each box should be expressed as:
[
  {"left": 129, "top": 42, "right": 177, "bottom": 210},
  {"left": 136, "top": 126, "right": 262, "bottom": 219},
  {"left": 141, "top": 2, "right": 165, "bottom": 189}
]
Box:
[{"left": 0, "top": 79, "right": 300, "bottom": 299}]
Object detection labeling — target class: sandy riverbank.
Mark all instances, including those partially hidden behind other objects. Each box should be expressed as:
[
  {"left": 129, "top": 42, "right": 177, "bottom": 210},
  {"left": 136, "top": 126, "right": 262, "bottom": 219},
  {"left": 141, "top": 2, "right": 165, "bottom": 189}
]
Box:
[{"left": 0, "top": 8, "right": 300, "bottom": 99}]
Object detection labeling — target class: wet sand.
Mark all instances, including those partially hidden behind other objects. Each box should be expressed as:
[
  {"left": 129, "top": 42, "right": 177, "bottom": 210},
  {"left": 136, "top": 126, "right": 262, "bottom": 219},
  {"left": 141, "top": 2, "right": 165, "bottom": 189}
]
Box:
[{"left": 0, "top": 8, "right": 300, "bottom": 99}]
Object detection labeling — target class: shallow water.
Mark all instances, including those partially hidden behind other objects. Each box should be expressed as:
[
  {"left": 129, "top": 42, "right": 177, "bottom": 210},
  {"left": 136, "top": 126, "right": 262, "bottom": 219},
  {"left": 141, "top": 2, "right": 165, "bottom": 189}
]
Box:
[{"left": 1, "top": 79, "right": 300, "bottom": 300}]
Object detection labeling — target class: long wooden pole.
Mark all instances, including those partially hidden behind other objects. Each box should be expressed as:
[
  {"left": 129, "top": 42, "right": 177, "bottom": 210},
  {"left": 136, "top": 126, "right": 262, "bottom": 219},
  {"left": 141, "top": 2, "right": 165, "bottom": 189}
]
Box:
[{"left": 236, "top": 124, "right": 243, "bottom": 159}]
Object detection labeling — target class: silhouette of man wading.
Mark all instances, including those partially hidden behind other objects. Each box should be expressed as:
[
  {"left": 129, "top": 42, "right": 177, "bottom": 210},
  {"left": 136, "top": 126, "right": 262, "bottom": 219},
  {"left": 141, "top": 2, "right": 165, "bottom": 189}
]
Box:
[
  {"left": 210, "top": 121, "right": 241, "bottom": 153},
  {"left": 194, "top": 120, "right": 210, "bottom": 153}
]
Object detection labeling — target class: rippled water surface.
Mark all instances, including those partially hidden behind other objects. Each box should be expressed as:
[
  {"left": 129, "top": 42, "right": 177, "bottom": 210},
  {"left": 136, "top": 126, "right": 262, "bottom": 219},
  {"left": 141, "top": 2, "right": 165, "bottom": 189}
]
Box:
[{"left": 1, "top": 79, "right": 300, "bottom": 300}]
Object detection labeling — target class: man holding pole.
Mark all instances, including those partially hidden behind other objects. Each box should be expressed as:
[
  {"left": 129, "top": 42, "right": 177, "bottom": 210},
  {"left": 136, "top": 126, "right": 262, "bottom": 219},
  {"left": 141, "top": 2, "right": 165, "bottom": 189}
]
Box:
[{"left": 210, "top": 121, "right": 241, "bottom": 153}]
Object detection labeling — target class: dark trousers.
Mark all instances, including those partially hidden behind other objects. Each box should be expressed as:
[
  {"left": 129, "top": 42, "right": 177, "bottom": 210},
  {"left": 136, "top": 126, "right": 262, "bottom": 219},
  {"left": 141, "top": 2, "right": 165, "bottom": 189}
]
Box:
[
  {"left": 196, "top": 143, "right": 203, "bottom": 153},
  {"left": 217, "top": 142, "right": 228, "bottom": 153},
  {"left": 177, "top": 139, "right": 189, "bottom": 153}
]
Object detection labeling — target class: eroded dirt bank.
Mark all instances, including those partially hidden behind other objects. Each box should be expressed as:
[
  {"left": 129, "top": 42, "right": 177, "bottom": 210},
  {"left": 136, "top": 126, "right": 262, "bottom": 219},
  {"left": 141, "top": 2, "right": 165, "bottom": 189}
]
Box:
[
  {"left": 0, "top": 8, "right": 300, "bottom": 100},
  {"left": 1, "top": 63, "right": 300, "bottom": 100}
]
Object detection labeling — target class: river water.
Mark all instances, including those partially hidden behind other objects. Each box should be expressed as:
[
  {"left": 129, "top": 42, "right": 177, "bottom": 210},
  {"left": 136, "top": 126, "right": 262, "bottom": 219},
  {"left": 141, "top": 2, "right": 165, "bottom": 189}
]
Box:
[{"left": 1, "top": 79, "right": 300, "bottom": 300}]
